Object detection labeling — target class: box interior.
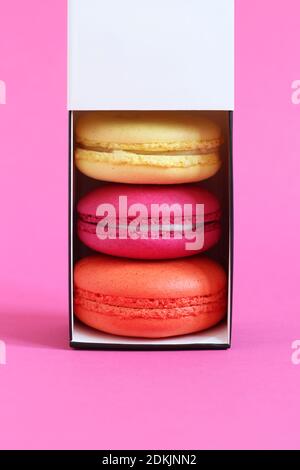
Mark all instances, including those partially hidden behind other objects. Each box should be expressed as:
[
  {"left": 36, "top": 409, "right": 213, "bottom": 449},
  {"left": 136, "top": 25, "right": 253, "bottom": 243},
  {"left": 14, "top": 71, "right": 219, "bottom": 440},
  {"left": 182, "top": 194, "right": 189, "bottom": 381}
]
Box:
[{"left": 69, "top": 111, "right": 232, "bottom": 349}]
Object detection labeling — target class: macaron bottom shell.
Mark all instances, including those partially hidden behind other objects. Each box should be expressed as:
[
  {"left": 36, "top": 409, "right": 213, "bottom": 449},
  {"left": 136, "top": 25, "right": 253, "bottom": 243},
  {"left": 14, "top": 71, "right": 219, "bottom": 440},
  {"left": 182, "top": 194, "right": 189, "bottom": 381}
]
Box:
[
  {"left": 75, "top": 305, "right": 226, "bottom": 339},
  {"left": 74, "top": 288, "right": 227, "bottom": 339},
  {"left": 77, "top": 225, "right": 221, "bottom": 260},
  {"left": 75, "top": 157, "right": 221, "bottom": 185}
]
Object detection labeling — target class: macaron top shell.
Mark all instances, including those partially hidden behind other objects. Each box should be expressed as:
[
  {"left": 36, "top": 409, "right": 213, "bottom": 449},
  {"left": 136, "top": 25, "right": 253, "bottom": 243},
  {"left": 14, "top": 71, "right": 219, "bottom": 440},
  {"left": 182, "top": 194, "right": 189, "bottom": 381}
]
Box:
[
  {"left": 74, "top": 255, "right": 227, "bottom": 300},
  {"left": 75, "top": 111, "right": 223, "bottom": 152},
  {"left": 77, "top": 183, "right": 220, "bottom": 221}
]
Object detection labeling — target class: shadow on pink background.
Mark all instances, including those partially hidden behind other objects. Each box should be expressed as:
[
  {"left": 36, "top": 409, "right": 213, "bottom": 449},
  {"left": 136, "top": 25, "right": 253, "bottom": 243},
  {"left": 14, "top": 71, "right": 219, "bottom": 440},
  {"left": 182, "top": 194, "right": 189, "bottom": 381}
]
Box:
[{"left": 0, "top": 0, "right": 300, "bottom": 449}]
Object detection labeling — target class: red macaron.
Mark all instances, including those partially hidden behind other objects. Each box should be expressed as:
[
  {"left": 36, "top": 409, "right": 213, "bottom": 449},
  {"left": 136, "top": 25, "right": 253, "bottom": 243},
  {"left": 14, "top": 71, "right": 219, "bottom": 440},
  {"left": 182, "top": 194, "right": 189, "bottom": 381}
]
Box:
[{"left": 74, "top": 254, "right": 227, "bottom": 338}]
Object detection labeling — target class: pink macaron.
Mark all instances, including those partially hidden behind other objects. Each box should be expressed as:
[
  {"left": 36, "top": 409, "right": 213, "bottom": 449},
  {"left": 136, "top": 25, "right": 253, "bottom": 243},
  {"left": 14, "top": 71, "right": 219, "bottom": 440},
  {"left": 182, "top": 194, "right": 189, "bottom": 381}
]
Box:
[{"left": 77, "top": 183, "right": 221, "bottom": 259}]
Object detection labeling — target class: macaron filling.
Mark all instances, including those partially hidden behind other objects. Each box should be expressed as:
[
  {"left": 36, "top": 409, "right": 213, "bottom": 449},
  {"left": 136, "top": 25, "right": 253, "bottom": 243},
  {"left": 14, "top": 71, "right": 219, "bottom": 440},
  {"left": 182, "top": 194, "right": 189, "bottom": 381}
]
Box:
[
  {"left": 77, "top": 212, "right": 221, "bottom": 238},
  {"left": 75, "top": 148, "right": 220, "bottom": 169},
  {"left": 76, "top": 136, "right": 223, "bottom": 153},
  {"left": 75, "top": 287, "right": 227, "bottom": 319},
  {"left": 77, "top": 145, "right": 221, "bottom": 155}
]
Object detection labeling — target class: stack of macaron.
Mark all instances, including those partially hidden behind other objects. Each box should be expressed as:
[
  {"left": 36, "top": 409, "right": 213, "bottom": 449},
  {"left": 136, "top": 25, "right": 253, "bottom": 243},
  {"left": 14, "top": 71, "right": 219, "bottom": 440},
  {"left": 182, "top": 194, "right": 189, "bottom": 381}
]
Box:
[{"left": 74, "top": 111, "right": 227, "bottom": 338}]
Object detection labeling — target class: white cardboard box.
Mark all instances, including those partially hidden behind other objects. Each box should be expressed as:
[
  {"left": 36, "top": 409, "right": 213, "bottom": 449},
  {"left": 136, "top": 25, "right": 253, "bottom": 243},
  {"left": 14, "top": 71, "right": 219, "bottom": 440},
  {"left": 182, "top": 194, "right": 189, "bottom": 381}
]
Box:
[
  {"left": 68, "top": 0, "right": 234, "bottom": 350},
  {"left": 68, "top": 0, "right": 234, "bottom": 110}
]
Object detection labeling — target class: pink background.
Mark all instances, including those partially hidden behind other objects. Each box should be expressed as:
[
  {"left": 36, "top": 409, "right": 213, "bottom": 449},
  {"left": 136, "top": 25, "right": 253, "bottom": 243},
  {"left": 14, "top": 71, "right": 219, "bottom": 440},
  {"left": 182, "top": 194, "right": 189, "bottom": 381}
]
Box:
[{"left": 0, "top": 0, "right": 300, "bottom": 450}]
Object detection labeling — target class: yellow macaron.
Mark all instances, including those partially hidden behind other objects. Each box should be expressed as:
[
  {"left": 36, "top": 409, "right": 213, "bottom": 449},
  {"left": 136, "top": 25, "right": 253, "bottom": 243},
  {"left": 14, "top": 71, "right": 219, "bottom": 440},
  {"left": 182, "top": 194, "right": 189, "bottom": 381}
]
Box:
[{"left": 75, "top": 111, "right": 223, "bottom": 184}]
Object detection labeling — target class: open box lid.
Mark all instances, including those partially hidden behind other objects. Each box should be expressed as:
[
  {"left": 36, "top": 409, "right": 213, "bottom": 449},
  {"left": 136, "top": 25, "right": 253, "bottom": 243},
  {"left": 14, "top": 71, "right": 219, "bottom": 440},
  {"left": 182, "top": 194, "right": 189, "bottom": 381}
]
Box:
[{"left": 68, "top": 0, "right": 234, "bottom": 110}]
